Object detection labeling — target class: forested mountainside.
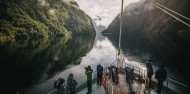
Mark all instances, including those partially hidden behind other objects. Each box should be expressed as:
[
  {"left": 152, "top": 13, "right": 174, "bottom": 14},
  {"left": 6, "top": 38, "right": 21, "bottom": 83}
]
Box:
[
  {"left": 102, "top": 0, "right": 190, "bottom": 82},
  {"left": 103, "top": 0, "right": 189, "bottom": 35},
  {"left": 0, "top": 0, "right": 95, "bottom": 42}
]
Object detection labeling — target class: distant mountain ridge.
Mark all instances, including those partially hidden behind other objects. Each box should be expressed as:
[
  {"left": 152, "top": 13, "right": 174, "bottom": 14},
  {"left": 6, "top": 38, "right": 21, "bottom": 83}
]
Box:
[
  {"left": 0, "top": 0, "right": 95, "bottom": 42},
  {"left": 103, "top": 0, "right": 190, "bottom": 36}
]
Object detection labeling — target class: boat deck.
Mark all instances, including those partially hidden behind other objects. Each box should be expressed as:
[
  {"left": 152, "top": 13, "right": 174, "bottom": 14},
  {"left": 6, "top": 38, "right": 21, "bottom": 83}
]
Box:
[
  {"left": 77, "top": 83, "right": 106, "bottom": 94},
  {"left": 77, "top": 72, "right": 170, "bottom": 94},
  {"left": 107, "top": 73, "right": 145, "bottom": 94}
]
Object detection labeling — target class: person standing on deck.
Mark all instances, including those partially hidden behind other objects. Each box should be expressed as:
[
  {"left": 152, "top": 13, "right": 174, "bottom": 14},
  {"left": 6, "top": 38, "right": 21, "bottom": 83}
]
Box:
[
  {"left": 130, "top": 69, "right": 134, "bottom": 84},
  {"left": 155, "top": 65, "right": 167, "bottom": 93},
  {"left": 128, "top": 68, "right": 135, "bottom": 93},
  {"left": 108, "top": 66, "right": 114, "bottom": 79},
  {"left": 85, "top": 66, "right": 93, "bottom": 94},
  {"left": 97, "top": 64, "right": 103, "bottom": 86},
  {"left": 125, "top": 67, "right": 130, "bottom": 83},
  {"left": 67, "top": 73, "right": 77, "bottom": 94},
  {"left": 146, "top": 60, "right": 153, "bottom": 89}
]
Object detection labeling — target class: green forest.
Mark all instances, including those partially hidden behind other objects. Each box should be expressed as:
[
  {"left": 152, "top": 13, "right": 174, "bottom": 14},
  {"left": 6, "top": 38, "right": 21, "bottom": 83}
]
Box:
[{"left": 0, "top": 0, "right": 95, "bottom": 43}]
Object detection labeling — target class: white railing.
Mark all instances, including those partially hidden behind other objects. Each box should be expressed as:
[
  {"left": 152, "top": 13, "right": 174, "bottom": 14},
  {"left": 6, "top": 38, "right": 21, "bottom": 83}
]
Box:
[
  {"left": 105, "top": 75, "right": 114, "bottom": 94},
  {"left": 47, "top": 68, "right": 115, "bottom": 94},
  {"left": 47, "top": 71, "right": 97, "bottom": 94}
]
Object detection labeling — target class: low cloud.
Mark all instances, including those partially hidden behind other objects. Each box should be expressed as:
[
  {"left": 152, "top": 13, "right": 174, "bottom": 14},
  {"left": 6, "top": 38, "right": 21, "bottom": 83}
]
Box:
[{"left": 75, "top": 0, "right": 141, "bottom": 27}]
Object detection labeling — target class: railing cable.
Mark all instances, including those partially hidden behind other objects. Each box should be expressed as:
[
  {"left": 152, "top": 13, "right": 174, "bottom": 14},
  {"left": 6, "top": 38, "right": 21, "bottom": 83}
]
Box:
[
  {"left": 149, "top": 0, "right": 190, "bottom": 27},
  {"left": 150, "top": 0, "right": 190, "bottom": 21}
]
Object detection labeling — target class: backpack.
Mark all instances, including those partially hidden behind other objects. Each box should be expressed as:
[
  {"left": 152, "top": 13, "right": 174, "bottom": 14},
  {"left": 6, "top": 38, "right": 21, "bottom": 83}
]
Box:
[
  {"left": 54, "top": 78, "right": 65, "bottom": 89},
  {"left": 54, "top": 80, "right": 61, "bottom": 89},
  {"left": 59, "top": 78, "right": 65, "bottom": 84},
  {"left": 155, "top": 68, "right": 167, "bottom": 81},
  {"left": 160, "top": 69, "right": 167, "bottom": 81}
]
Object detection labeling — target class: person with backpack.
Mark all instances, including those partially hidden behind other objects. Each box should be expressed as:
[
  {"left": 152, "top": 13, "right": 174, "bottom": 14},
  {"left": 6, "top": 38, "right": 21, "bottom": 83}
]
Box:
[
  {"left": 54, "top": 77, "right": 65, "bottom": 94},
  {"left": 146, "top": 60, "right": 153, "bottom": 89},
  {"left": 67, "top": 73, "right": 78, "bottom": 94},
  {"left": 125, "top": 67, "right": 130, "bottom": 83},
  {"left": 128, "top": 68, "right": 135, "bottom": 93},
  {"left": 97, "top": 64, "right": 103, "bottom": 86},
  {"left": 85, "top": 65, "right": 93, "bottom": 94},
  {"left": 155, "top": 65, "right": 167, "bottom": 93}
]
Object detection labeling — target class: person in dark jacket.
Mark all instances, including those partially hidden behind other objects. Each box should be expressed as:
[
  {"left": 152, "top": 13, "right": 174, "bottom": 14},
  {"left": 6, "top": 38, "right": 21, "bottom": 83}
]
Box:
[
  {"left": 67, "top": 73, "right": 77, "bottom": 94},
  {"left": 125, "top": 67, "right": 130, "bottom": 83},
  {"left": 130, "top": 69, "right": 134, "bottom": 84},
  {"left": 108, "top": 65, "right": 117, "bottom": 82},
  {"left": 155, "top": 65, "right": 167, "bottom": 93},
  {"left": 146, "top": 60, "right": 153, "bottom": 89},
  {"left": 85, "top": 66, "right": 93, "bottom": 94},
  {"left": 97, "top": 64, "right": 103, "bottom": 86}
]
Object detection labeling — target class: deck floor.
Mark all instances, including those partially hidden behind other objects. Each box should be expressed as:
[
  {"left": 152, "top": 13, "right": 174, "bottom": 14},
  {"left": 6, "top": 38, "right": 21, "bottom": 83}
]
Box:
[
  {"left": 77, "top": 73, "right": 169, "bottom": 94},
  {"left": 107, "top": 73, "right": 168, "bottom": 94},
  {"left": 77, "top": 83, "right": 106, "bottom": 94},
  {"left": 107, "top": 73, "right": 145, "bottom": 94}
]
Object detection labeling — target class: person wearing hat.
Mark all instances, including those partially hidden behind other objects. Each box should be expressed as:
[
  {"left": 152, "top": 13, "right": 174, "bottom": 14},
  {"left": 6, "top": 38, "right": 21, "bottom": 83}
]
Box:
[
  {"left": 85, "top": 66, "right": 93, "bottom": 94},
  {"left": 67, "top": 73, "right": 77, "bottom": 94}
]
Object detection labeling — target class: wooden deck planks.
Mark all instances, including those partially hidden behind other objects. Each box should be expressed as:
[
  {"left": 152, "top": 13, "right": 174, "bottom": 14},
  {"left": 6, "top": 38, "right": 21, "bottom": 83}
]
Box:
[{"left": 107, "top": 73, "right": 145, "bottom": 94}]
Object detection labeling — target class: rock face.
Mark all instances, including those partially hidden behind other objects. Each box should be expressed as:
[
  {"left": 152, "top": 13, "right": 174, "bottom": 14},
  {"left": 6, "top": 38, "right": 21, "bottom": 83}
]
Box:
[
  {"left": 103, "top": 0, "right": 190, "bottom": 36},
  {"left": 0, "top": 0, "right": 95, "bottom": 42}
]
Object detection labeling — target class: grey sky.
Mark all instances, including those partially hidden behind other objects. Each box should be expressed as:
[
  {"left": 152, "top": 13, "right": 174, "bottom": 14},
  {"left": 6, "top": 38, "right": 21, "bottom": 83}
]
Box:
[{"left": 75, "top": 0, "right": 141, "bottom": 27}]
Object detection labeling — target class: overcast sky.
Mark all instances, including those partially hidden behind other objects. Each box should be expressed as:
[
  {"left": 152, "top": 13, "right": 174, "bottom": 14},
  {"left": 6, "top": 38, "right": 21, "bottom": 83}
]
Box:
[{"left": 75, "top": 0, "right": 141, "bottom": 27}]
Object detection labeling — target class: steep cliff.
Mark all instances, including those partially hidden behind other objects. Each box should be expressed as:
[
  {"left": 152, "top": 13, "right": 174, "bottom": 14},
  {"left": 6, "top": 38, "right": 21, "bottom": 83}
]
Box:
[{"left": 0, "top": 0, "right": 95, "bottom": 42}]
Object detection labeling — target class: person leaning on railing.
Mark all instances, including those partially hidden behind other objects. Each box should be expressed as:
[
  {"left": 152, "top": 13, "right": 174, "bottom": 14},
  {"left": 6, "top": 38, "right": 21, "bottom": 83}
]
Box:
[
  {"left": 125, "top": 67, "right": 130, "bottom": 83},
  {"left": 126, "top": 67, "right": 135, "bottom": 93}
]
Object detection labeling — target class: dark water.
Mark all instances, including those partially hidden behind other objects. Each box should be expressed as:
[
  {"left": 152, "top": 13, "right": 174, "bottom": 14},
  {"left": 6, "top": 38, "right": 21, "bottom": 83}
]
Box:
[
  {"left": 105, "top": 32, "right": 190, "bottom": 85},
  {"left": 0, "top": 35, "right": 95, "bottom": 93}
]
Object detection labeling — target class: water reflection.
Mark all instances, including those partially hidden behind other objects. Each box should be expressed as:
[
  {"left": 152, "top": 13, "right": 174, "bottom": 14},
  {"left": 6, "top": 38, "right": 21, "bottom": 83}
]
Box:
[
  {"left": 26, "top": 33, "right": 118, "bottom": 94},
  {"left": 0, "top": 35, "right": 95, "bottom": 93},
  {"left": 105, "top": 32, "right": 190, "bottom": 83}
]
